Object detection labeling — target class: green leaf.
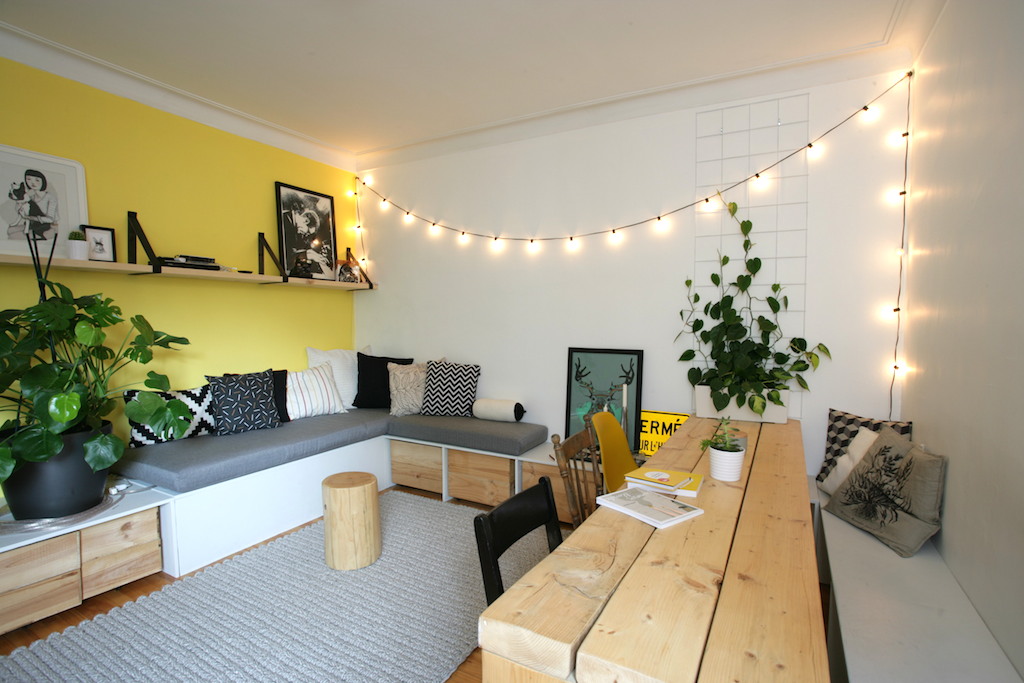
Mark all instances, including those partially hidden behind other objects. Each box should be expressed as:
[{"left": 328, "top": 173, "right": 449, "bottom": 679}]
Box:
[
  {"left": 796, "top": 374, "right": 810, "bottom": 390},
  {"left": 685, "top": 279, "right": 693, "bottom": 288},
  {"left": 48, "top": 392, "right": 82, "bottom": 423},
  {"left": 144, "top": 371, "right": 172, "bottom": 392},
  {"left": 124, "top": 391, "right": 164, "bottom": 423},
  {"left": 679, "top": 349, "right": 696, "bottom": 362},
  {"left": 692, "top": 319, "right": 704, "bottom": 333},
  {"left": 767, "top": 297, "right": 781, "bottom": 314},
  {"left": 74, "top": 320, "right": 106, "bottom": 347},
  {"left": 130, "top": 315, "right": 156, "bottom": 346},
  {"left": 736, "top": 274, "right": 751, "bottom": 291},
  {"left": 712, "top": 390, "right": 730, "bottom": 411},
  {"left": 746, "top": 258, "right": 761, "bottom": 275},
  {"left": 808, "top": 352, "right": 820, "bottom": 370},
  {"left": 11, "top": 428, "right": 63, "bottom": 462},
  {"left": 687, "top": 367, "right": 703, "bottom": 386},
  {"left": 728, "top": 202, "right": 738, "bottom": 216},
  {"left": 83, "top": 432, "right": 124, "bottom": 472},
  {"left": 710, "top": 273, "right": 721, "bottom": 286},
  {"left": 748, "top": 394, "right": 766, "bottom": 415},
  {"left": 816, "top": 343, "right": 832, "bottom": 359},
  {"left": 0, "top": 447, "right": 14, "bottom": 482},
  {"left": 740, "top": 220, "right": 752, "bottom": 236}
]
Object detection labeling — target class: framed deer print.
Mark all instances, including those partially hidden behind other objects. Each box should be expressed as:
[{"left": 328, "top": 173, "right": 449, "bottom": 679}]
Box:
[{"left": 565, "top": 348, "right": 644, "bottom": 451}]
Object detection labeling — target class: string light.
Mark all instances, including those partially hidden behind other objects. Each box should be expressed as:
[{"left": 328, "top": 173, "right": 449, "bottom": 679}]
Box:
[
  {"left": 458, "top": 231, "right": 470, "bottom": 245},
  {"left": 887, "top": 71, "right": 913, "bottom": 419},
  {"left": 403, "top": 212, "right": 414, "bottom": 224},
  {"left": 379, "top": 199, "right": 389, "bottom": 211},
  {"left": 566, "top": 236, "right": 580, "bottom": 252}
]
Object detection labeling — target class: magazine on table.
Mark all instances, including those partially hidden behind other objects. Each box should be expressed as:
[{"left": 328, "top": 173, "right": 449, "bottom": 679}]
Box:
[
  {"left": 596, "top": 487, "right": 704, "bottom": 529},
  {"left": 624, "top": 467, "right": 704, "bottom": 498}
]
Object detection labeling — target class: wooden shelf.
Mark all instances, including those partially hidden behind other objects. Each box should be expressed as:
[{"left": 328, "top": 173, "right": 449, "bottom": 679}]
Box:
[{"left": 0, "top": 254, "right": 372, "bottom": 291}]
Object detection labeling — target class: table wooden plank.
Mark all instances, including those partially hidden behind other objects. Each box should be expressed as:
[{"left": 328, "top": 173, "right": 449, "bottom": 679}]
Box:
[
  {"left": 482, "top": 651, "right": 567, "bottom": 683},
  {"left": 479, "top": 506, "right": 654, "bottom": 679},
  {"left": 697, "top": 420, "right": 829, "bottom": 683},
  {"left": 574, "top": 421, "right": 762, "bottom": 682}
]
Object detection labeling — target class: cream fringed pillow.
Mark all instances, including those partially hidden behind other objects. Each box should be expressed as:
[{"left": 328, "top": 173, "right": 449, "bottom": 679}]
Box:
[
  {"left": 388, "top": 362, "right": 428, "bottom": 417},
  {"left": 818, "top": 427, "right": 879, "bottom": 495}
]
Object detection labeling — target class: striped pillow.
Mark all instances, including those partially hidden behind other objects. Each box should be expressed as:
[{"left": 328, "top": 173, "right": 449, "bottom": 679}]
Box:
[{"left": 286, "top": 364, "right": 345, "bottom": 420}]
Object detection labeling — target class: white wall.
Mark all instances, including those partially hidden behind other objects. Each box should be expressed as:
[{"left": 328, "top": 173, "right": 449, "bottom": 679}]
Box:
[
  {"left": 906, "top": 0, "right": 1024, "bottom": 673},
  {"left": 355, "top": 68, "right": 911, "bottom": 474}
]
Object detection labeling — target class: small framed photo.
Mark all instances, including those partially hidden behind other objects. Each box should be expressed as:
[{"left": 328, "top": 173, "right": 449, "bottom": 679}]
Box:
[
  {"left": 275, "top": 182, "right": 337, "bottom": 280},
  {"left": 0, "top": 144, "right": 88, "bottom": 258},
  {"left": 83, "top": 225, "right": 115, "bottom": 262},
  {"left": 566, "top": 347, "right": 644, "bottom": 451}
]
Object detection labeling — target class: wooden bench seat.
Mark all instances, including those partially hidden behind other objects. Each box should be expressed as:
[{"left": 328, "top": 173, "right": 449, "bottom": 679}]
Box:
[{"left": 816, "top": 489, "right": 1019, "bottom": 682}]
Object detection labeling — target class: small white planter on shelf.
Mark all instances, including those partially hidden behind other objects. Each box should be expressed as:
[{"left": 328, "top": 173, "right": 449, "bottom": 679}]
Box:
[
  {"left": 67, "top": 240, "right": 89, "bottom": 260},
  {"left": 694, "top": 384, "right": 789, "bottom": 424},
  {"left": 709, "top": 445, "right": 746, "bottom": 482}
]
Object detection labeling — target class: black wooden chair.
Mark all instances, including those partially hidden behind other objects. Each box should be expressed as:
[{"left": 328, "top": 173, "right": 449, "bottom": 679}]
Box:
[{"left": 473, "top": 476, "right": 563, "bottom": 605}]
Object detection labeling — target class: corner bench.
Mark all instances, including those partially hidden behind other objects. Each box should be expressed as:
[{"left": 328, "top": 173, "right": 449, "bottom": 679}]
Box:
[
  {"left": 812, "top": 486, "right": 1020, "bottom": 682},
  {"left": 113, "top": 410, "right": 547, "bottom": 577}
]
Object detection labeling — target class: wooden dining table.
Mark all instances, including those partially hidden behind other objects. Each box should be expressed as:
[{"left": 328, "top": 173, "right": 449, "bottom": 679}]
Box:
[{"left": 478, "top": 416, "right": 829, "bottom": 682}]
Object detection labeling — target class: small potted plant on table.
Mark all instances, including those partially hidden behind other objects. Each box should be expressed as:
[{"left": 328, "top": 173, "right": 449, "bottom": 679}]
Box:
[{"left": 700, "top": 418, "right": 745, "bottom": 482}]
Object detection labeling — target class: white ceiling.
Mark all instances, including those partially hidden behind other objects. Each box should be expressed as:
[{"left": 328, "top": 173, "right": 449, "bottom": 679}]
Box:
[{"left": 0, "top": 1, "right": 944, "bottom": 158}]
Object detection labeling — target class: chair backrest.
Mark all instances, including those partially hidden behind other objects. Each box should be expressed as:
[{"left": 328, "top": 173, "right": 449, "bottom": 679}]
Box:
[
  {"left": 473, "top": 476, "right": 563, "bottom": 605},
  {"left": 552, "top": 425, "right": 601, "bottom": 528},
  {"left": 591, "top": 410, "right": 637, "bottom": 493}
]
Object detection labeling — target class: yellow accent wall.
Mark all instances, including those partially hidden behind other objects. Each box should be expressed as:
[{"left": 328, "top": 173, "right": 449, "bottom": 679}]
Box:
[{"left": 0, "top": 58, "right": 361, "bottom": 435}]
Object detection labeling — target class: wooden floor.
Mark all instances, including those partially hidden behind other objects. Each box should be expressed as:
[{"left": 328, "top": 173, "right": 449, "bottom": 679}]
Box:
[{"left": 0, "top": 486, "right": 486, "bottom": 682}]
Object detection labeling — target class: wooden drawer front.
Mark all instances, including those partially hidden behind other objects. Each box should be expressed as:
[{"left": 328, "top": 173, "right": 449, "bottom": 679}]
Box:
[
  {"left": 391, "top": 441, "right": 443, "bottom": 493},
  {"left": 522, "top": 461, "right": 574, "bottom": 525},
  {"left": 81, "top": 508, "right": 162, "bottom": 599},
  {"left": 0, "top": 533, "right": 80, "bottom": 594},
  {"left": 0, "top": 571, "right": 81, "bottom": 635},
  {"left": 448, "top": 450, "right": 514, "bottom": 506}
]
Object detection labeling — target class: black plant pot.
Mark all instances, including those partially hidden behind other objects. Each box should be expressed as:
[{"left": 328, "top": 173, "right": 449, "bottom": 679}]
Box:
[{"left": 1, "top": 426, "right": 111, "bottom": 520}]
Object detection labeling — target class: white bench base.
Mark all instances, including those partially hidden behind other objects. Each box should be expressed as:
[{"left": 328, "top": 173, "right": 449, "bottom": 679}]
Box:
[
  {"left": 159, "top": 436, "right": 392, "bottom": 577},
  {"left": 812, "top": 481, "right": 1019, "bottom": 682}
]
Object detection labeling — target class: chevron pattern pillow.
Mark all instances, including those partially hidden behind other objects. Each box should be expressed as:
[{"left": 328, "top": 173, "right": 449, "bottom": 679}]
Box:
[
  {"left": 123, "top": 385, "right": 217, "bottom": 447},
  {"left": 421, "top": 360, "right": 481, "bottom": 417},
  {"left": 817, "top": 409, "right": 912, "bottom": 483},
  {"left": 206, "top": 370, "right": 281, "bottom": 435}
]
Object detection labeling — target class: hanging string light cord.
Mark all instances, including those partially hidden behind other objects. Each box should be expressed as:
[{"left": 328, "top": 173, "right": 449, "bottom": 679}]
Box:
[
  {"left": 890, "top": 72, "right": 913, "bottom": 419},
  {"left": 354, "top": 71, "right": 914, "bottom": 243}
]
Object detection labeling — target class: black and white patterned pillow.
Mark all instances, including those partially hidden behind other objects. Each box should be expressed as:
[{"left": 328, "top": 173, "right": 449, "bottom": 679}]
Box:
[
  {"left": 123, "top": 385, "right": 217, "bottom": 448},
  {"left": 206, "top": 370, "right": 281, "bottom": 435},
  {"left": 421, "top": 360, "right": 481, "bottom": 417},
  {"left": 817, "top": 408, "right": 912, "bottom": 482}
]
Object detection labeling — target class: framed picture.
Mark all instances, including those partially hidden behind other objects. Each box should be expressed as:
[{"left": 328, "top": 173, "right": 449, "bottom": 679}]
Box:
[
  {"left": 566, "top": 348, "right": 644, "bottom": 451},
  {"left": 0, "top": 144, "right": 88, "bottom": 258},
  {"left": 275, "top": 182, "right": 337, "bottom": 280},
  {"left": 83, "top": 225, "right": 116, "bottom": 262}
]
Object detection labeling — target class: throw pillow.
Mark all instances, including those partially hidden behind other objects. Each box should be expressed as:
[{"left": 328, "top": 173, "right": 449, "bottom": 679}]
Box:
[
  {"left": 271, "top": 369, "right": 291, "bottom": 423},
  {"left": 353, "top": 352, "right": 413, "bottom": 409},
  {"left": 818, "top": 409, "right": 912, "bottom": 483},
  {"left": 286, "top": 364, "right": 345, "bottom": 420},
  {"left": 818, "top": 427, "right": 878, "bottom": 495},
  {"left": 389, "top": 362, "right": 428, "bottom": 417},
  {"left": 206, "top": 370, "right": 281, "bottom": 435},
  {"left": 307, "top": 345, "right": 373, "bottom": 410},
  {"left": 123, "top": 385, "right": 216, "bottom": 447},
  {"left": 421, "top": 360, "right": 482, "bottom": 417},
  {"left": 825, "top": 426, "right": 948, "bottom": 557}
]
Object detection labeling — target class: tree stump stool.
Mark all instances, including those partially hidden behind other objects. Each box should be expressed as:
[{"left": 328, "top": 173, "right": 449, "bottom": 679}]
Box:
[{"left": 322, "top": 472, "right": 381, "bottom": 570}]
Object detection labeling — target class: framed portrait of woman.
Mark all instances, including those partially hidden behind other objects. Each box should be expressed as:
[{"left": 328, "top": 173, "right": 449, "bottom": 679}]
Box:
[
  {"left": 275, "top": 182, "right": 337, "bottom": 281},
  {"left": 0, "top": 144, "right": 88, "bottom": 258}
]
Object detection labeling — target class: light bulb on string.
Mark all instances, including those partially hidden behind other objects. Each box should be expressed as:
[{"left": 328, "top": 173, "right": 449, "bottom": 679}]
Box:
[
  {"left": 362, "top": 175, "right": 374, "bottom": 186},
  {"left": 566, "top": 236, "right": 580, "bottom": 252},
  {"left": 608, "top": 229, "right": 624, "bottom": 245},
  {"left": 806, "top": 142, "right": 824, "bottom": 160},
  {"left": 428, "top": 223, "right": 441, "bottom": 236},
  {"left": 888, "top": 130, "right": 910, "bottom": 147},
  {"left": 403, "top": 212, "right": 414, "bottom": 224},
  {"left": 490, "top": 237, "right": 504, "bottom": 253},
  {"left": 860, "top": 105, "right": 881, "bottom": 123},
  {"left": 653, "top": 216, "right": 671, "bottom": 233},
  {"left": 886, "top": 188, "right": 907, "bottom": 205},
  {"left": 526, "top": 239, "right": 542, "bottom": 254},
  {"left": 458, "top": 231, "right": 470, "bottom": 246},
  {"left": 379, "top": 199, "right": 389, "bottom": 211},
  {"left": 751, "top": 173, "right": 770, "bottom": 191}
]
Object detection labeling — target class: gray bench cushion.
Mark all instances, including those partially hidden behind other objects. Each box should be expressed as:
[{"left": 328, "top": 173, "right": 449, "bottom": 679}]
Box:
[
  {"left": 113, "top": 409, "right": 392, "bottom": 493},
  {"left": 387, "top": 415, "right": 547, "bottom": 455}
]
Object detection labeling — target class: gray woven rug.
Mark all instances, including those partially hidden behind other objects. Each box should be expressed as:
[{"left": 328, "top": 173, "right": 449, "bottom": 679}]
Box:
[{"left": 0, "top": 491, "right": 552, "bottom": 682}]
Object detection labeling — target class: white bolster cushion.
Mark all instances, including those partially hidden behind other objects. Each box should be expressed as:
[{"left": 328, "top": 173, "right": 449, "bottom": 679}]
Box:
[{"left": 473, "top": 398, "right": 525, "bottom": 422}]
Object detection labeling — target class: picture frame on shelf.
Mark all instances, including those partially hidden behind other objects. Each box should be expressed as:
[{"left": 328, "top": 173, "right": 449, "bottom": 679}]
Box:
[
  {"left": 0, "top": 144, "right": 88, "bottom": 259},
  {"left": 565, "top": 347, "right": 644, "bottom": 451},
  {"left": 83, "top": 225, "right": 116, "bottom": 262},
  {"left": 275, "top": 182, "right": 337, "bottom": 281}
]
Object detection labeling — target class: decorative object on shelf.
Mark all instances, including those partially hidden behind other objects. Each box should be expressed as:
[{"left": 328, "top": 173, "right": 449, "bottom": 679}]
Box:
[
  {"left": 82, "top": 225, "right": 115, "bottom": 262},
  {"left": 0, "top": 144, "right": 88, "bottom": 259},
  {"left": 338, "top": 246, "right": 365, "bottom": 283},
  {"left": 0, "top": 239, "right": 193, "bottom": 519},
  {"left": 67, "top": 229, "right": 88, "bottom": 260},
  {"left": 700, "top": 418, "right": 746, "bottom": 482},
  {"left": 677, "top": 196, "right": 830, "bottom": 421},
  {"left": 275, "top": 182, "right": 337, "bottom": 281},
  {"left": 565, "top": 348, "right": 643, "bottom": 451}
]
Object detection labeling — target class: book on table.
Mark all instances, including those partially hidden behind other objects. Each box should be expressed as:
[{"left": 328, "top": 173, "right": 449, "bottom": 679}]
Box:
[
  {"left": 624, "top": 467, "right": 704, "bottom": 498},
  {"left": 596, "top": 487, "right": 704, "bottom": 529}
]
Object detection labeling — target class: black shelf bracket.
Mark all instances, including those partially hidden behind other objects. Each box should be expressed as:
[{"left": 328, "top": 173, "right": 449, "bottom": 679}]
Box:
[
  {"left": 257, "top": 232, "right": 288, "bottom": 283},
  {"left": 127, "top": 212, "right": 163, "bottom": 273}
]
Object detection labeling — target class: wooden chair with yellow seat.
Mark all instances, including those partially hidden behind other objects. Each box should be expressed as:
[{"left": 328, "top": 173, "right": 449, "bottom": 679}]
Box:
[
  {"left": 590, "top": 410, "right": 641, "bottom": 493},
  {"left": 551, "top": 420, "right": 602, "bottom": 528}
]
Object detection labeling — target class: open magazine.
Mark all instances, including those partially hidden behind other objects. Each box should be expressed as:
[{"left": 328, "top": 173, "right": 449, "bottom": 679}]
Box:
[{"left": 596, "top": 487, "right": 704, "bottom": 529}]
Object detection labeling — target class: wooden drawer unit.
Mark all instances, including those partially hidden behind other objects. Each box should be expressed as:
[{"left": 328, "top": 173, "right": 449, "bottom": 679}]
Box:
[
  {"left": 448, "top": 450, "right": 514, "bottom": 506},
  {"left": 0, "top": 533, "right": 82, "bottom": 634},
  {"left": 81, "top": 508, "right": 162, "bottom": 599},
  {"left": 521, "top": 461, "right": 575, "bottom": 525},
  {"left": 391, "top": 441, "right": 443, "bottom": 493}
]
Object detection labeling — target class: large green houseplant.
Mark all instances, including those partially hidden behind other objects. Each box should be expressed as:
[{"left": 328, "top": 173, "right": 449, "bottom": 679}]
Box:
[
  {"left": 677, "top": 197, "right": 831, "bottom": 417},
  {"left": 1, "top": 252, "right": 191, "bottom": 517}
]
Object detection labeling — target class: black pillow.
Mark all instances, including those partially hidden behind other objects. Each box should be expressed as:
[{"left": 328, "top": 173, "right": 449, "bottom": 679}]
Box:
[
  {"left": 352, "top": 352, "right": 413, "bottom": 409},
  {"left": 272, "top": 369, "right": 290, "bottom": 423},
  {"left": 206, "top": 369, "right": 281, "bottom": 435}
]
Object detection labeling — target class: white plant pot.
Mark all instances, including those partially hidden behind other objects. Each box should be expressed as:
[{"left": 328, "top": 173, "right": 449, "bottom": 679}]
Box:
[
  {"left": 709, "top": 446, "right": 746, "bottom": 482},
  {"left": 68, "top": 240, "right": 89, "bottom": 260},
  {"left": 694, "top": 384, "right": 789, "bottom": 424}
]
